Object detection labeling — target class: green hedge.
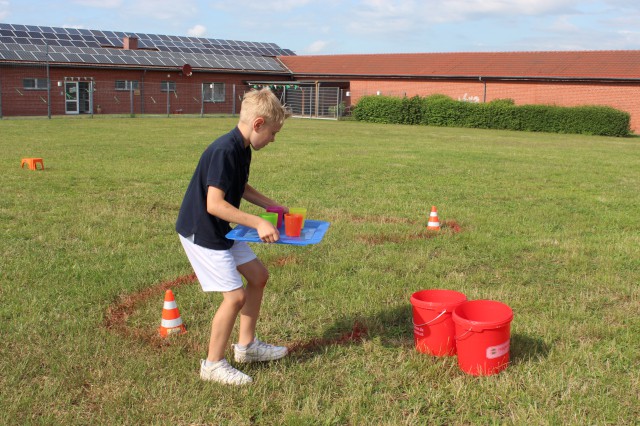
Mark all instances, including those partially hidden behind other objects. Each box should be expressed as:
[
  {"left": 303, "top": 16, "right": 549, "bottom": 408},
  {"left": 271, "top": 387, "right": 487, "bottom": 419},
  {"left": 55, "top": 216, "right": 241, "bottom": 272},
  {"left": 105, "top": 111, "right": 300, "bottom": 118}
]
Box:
[{"left": 352, "top": 94, "right": 631, "bottom": 137}]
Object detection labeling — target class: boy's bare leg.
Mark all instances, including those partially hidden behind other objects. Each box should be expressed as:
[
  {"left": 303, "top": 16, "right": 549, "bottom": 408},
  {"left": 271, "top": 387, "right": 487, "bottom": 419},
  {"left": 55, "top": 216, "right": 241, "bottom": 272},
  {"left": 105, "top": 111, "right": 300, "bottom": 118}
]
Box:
[
  {"left": 236, "top": 259, "right": 269, "bottom": 346},
  {"left": 207, "top": 288, "right": 245, "bottom": 362}
]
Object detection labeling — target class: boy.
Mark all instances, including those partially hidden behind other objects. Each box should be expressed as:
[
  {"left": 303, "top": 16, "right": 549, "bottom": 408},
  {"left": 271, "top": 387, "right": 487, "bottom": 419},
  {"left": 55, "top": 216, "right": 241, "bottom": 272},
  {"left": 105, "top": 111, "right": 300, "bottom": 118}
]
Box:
[{"left": 176, "top": 88, "right": 292, "bottom": 385}]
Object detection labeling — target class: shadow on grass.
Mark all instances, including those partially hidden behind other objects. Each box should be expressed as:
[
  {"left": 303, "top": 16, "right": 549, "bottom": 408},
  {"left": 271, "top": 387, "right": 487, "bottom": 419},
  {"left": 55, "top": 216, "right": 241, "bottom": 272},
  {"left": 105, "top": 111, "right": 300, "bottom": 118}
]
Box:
[
  {"left": 287, "top": 306, "right": 552, "bottom": 367},
  {"left": 287, "top": 304, "right": 414, "bottom": 360},
  {"left": 510, "top": 333, "right": 551, "bottom": 365}
]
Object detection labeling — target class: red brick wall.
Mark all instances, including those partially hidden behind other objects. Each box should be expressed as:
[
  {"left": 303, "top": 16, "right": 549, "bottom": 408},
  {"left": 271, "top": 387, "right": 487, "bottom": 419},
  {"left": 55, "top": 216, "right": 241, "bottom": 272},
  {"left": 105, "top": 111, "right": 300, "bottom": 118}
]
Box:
[
  {"left": 348, "top": 79, "right": 640, "bottom": 133},
  {"left": 0, "top": 65, "right": 290, "bottom": 116},
  {"left": 3, "top": 64, "right": 638, "bottom": 133}
]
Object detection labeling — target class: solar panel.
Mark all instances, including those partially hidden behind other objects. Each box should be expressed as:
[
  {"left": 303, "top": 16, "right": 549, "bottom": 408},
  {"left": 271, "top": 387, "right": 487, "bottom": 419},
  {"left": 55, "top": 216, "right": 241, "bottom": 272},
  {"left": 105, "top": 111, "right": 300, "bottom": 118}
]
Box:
[
  {"left": 109, "top": 56, "right": 127, "bottom": 65},
  {"left": 66, "top": 53, "right": 82, "bottom": 62},
  {"left": 3, "top": 50, "right": 21, "bottom": 60},
  {"left": 0, "top": 22, "right": 294, "bottom": 71},
  {"left": 137, "top": 56, "right": 154, "bottom": 65},
  {"left": 49, "top": 52, "right": 67, "bottom": 61},
  {"left": 22, "top": 44, "right": 40, "bottom": 52},
  {"left": 148, "top": 56, "right": 165, "bottom": 66}
]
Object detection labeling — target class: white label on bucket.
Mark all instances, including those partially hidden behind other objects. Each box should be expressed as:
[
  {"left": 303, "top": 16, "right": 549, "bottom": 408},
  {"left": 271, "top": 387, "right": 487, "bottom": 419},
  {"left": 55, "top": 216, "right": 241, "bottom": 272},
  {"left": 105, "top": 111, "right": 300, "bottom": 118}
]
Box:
[{"left": 486, "top": 340, "right": 510, "bottom": 359}]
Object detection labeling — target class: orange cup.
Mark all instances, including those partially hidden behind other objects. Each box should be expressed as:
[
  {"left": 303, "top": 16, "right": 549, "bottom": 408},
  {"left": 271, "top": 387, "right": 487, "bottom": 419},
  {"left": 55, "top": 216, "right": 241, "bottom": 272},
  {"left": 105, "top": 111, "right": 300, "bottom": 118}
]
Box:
[{"left": 284, "top": 214, "right": 303, "bottom": 237}]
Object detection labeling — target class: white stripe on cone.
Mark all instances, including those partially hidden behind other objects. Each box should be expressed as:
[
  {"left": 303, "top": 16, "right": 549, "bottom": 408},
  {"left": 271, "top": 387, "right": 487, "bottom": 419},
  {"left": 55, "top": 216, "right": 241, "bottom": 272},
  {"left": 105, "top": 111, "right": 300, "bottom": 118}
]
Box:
[
  {"left": 163, "top": 300, "right": 177, "bottom": 309},
  {"left": 161, "top": 317, "right": 184, "bottom": 328}
]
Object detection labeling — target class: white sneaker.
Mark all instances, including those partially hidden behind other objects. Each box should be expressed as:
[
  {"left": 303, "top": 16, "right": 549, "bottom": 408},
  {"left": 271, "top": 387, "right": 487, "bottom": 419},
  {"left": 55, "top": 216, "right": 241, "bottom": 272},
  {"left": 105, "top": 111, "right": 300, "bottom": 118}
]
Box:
[
  {"left": 233, "top": 338, "right": 288, "bottom": 363},
  {"left": 199, "top": 359, "right": 253, "bottom": 385}
]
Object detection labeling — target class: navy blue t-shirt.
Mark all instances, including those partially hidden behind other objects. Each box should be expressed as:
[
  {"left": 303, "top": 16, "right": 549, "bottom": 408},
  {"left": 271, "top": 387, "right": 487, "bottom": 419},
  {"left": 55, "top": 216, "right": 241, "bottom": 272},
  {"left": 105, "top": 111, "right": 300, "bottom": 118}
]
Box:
[{"left": 176, "top": 127, "right": 251, "bottom": 250}]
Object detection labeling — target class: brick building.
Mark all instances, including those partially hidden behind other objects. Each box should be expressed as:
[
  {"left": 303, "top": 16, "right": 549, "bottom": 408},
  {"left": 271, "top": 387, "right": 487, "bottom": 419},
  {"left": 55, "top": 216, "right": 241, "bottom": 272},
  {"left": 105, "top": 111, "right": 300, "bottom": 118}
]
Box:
[
  {"left": 1, "top": 22, "right": 639, "bottom": 132},
  {"left": 280, "top": 51, "right": 640, "bottom": 133},
  {"left": 0, "top": 23, "right": 295, "bottom": 117}
]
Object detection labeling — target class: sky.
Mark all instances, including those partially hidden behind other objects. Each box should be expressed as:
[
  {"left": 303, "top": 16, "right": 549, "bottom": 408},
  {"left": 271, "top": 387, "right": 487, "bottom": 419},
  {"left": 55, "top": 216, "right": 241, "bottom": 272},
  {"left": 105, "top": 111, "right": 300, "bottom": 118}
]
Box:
[{"left": 1, "top": 0, "right": 640, "bottom": 55}]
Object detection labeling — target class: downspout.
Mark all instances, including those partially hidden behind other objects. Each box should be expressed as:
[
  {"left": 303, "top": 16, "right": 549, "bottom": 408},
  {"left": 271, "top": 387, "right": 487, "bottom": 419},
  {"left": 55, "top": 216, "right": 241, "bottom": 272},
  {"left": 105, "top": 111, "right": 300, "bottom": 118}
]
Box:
[
  {"left": 315, "top": 81, "right": 320, "bottom": 118},
  {"left": 479, "top": 76, "right": 486, "bottom": 103},
  {"left": 141, "top": 69, "right": 147, "bottom": 114}
]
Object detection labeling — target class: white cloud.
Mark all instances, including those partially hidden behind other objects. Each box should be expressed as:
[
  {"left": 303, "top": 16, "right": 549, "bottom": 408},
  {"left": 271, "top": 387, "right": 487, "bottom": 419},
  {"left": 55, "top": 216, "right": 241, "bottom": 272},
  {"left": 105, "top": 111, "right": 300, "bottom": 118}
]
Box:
[
  {"left": 349, "top": 0, "right": 583, "bottom": 30},
  {"left": 547, "top": 16, "right": 580, "bottom": 32},
  {"left": 441, "top": 0, "right": 579, "bottom": 17},
  {"left": 348, "top": 0, "right": 420, "bottom": 35},
  {"left": 62, "top": 23, "right": 87, "bottom": 29},
  {"left": 304, "top": 40, "right": 330, "bottom": 53},
  {"left": 0, "top": 0, "right": 10, "bottom": 20},
  {"left": 212, "top": 0, "right": 312, "bottom": 12},
  {"left": 72, "top": 0, "right": 123, "bottom": 7},
  {"left": 187, "top": 24, "right": 207, "bottom": 37},
  {"left": 125, "top": 0, "right": 198, "bottom": 20}
]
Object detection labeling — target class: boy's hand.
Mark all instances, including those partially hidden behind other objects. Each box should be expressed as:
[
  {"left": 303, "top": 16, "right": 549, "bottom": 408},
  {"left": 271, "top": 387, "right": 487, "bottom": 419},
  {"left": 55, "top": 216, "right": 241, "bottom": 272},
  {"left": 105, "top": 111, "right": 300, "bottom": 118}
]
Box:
[{"left": 257, "top": 219, "right": 280, "bottom": 243}]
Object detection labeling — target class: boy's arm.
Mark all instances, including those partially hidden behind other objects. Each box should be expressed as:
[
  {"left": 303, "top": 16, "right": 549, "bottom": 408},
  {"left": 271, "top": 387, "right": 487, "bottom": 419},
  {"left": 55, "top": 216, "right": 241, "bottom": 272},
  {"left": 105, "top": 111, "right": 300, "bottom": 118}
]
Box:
[
  {"left": 242, "top": 183, "right": 288, "bottom": 212},
  {"left": 207, "top": 186, "right": 279, "bottom": 243}
]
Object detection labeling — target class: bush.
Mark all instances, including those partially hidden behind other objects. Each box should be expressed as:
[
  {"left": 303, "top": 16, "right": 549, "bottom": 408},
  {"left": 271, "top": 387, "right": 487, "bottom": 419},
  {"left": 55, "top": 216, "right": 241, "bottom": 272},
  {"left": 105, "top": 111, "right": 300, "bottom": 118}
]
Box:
[
  {"left": 353, "top": 94, "right": 631, "bottom": 136},
  {"left": 352, "top": 95, "right": 402, "bottom": 124},
  {"left": 399, "top": 96, "right": 423, "bottom": 125}
]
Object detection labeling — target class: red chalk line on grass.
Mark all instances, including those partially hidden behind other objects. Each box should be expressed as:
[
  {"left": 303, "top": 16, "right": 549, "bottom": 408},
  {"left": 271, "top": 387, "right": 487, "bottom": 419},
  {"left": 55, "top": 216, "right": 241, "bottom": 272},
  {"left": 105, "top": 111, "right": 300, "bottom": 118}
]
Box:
[{"left": 102, "top": 216, "right": 458, "bottom": 350}]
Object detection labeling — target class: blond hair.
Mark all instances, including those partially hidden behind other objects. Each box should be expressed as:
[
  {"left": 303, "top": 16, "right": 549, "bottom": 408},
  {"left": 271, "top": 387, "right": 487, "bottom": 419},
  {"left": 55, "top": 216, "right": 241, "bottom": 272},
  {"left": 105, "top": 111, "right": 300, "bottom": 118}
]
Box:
[{"left": 239, "top": 88, "right": 292, "bottom": 125}]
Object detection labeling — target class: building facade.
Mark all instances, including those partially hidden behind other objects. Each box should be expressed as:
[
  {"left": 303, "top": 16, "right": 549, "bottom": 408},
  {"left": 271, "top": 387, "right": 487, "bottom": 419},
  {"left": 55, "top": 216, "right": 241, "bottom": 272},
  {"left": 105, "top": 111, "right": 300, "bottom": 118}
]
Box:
[{"left": 2, "top": 23, "right": 639, "bottom": 133}]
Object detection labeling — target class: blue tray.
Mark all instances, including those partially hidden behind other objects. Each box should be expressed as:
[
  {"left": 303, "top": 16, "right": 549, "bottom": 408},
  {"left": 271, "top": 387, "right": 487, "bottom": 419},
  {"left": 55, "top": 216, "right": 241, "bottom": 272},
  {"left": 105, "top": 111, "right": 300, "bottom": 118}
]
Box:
[{"left": 226, "top": 220, "right": 330, "bottom": 246}]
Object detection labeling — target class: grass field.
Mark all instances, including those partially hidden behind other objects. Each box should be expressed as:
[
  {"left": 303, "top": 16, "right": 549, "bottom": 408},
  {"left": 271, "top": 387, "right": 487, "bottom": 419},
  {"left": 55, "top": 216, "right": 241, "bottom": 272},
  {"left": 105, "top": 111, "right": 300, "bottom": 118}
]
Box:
[{"left": 1, "top": 117, "right": 638, "bottom": 425}]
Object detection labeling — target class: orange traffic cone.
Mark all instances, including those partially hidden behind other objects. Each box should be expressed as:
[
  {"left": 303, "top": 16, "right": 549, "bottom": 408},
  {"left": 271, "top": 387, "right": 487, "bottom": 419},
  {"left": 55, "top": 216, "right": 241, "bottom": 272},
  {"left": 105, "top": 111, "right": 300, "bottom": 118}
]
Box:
[
  {"left": 158, "top": 289, "right": 187, "bottom": 337},
  {"left": 426, "top": 206, "right": 441, "bottom": 231}
]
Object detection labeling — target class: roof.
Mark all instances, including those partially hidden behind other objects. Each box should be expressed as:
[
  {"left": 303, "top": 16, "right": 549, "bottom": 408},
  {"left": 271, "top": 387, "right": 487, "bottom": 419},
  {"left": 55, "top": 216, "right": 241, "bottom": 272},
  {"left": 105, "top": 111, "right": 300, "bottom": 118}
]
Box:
[
  {"left": 0, "top": 22, "right": 295, "bottom": 73},
  {"left": 278, "top": 51, "right": 640, "bottom": 81}
]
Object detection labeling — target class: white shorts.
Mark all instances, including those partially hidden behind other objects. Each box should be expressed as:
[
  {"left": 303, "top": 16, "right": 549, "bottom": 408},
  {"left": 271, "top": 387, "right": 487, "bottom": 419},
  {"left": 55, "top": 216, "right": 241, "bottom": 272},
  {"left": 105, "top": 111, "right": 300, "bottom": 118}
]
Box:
[{"left": 178, "top": 234, "right": 257, "bottom": 292}]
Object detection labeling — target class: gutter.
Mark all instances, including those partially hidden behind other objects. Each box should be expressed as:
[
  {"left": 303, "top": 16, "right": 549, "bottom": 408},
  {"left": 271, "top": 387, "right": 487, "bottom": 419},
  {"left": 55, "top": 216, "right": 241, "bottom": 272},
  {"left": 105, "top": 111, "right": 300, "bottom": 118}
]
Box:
[
  {"left": 0, "top": 60, "right": 292, "bottom": 75},
  {"left": 287, "top": 73, "right": 640, "bottom": 84}
]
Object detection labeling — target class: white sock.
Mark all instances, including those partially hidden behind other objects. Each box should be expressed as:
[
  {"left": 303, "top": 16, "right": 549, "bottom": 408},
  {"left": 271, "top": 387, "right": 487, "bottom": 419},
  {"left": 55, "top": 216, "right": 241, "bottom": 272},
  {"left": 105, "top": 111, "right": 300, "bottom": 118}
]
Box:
[{"left": 205, "top": 359, "right": 224, "bottom": 367}]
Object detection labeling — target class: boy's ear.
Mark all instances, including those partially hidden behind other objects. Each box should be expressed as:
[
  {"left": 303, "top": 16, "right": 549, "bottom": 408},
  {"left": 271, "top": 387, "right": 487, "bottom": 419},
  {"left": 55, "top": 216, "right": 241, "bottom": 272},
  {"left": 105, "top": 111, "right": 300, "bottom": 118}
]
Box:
[{"left": 253, "top": 117, "right": 265, "bottom": 131}]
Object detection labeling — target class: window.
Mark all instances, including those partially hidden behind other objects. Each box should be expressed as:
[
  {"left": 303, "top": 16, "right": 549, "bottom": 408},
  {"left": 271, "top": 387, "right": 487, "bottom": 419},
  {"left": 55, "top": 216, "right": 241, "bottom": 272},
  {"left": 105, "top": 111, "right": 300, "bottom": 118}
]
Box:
[
  {"left": 203, "top": 82, "right": 225, "bottom": 103},
  {"left": 115, "top": 80, "right": 139, "bottom": 91},
  {"left": 23, "top": 78, "right": 49, "bottom": 90},
  {"left": 161, "top": 81, "right": 176, "bottom": 92}
]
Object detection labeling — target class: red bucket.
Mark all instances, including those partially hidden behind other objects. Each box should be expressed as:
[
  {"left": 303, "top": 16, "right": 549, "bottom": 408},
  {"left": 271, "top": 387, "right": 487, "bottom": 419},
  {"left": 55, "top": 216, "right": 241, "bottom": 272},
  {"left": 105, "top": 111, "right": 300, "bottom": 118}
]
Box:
[
  {"left": 410, "top": 289, "right": 467, "bottom": 356},
  {"left": 452, "top": 300, "right": 514, "bottom": 376}
]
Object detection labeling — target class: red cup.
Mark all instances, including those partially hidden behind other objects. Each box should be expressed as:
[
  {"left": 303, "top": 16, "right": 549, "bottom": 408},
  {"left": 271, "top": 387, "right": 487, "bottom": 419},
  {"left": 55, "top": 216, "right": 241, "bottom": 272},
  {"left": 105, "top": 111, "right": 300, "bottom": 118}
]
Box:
[
  {"left": 266, "top": 206, "right": 285, "bottom": 228},
  {"left": 284, "top": 214, "right": 303, "bottom": 237}
]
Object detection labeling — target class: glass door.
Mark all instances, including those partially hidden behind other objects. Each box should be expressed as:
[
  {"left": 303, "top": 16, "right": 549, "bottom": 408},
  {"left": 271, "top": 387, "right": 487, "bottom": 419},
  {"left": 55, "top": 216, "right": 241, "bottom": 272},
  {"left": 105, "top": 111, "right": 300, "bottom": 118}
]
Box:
[
  {"left": 78, "top": 82, "right": 92, "bottom": 114},
  {"left": 65, "top": 82, "right": 79, "bottom": 114}
]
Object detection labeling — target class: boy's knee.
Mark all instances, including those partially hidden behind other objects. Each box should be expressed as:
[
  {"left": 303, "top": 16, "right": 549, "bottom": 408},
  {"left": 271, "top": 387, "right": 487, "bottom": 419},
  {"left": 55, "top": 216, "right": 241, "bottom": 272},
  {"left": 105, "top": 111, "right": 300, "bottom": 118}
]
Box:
[
  {"left": 238, "top": 260, "right": 269, "bottom": 288},
  {"left": 225, "top": 288, "right": 247, "bottom": 309},
  {"left": 256, "top": 269, "right": 269, "bottom": 288}
]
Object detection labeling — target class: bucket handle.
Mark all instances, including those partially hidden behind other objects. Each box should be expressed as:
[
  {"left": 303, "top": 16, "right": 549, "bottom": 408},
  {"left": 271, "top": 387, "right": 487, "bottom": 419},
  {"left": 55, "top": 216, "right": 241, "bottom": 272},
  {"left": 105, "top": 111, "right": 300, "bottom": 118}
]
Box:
[
  {"left": 412, "top": 310, "right": 447, "bottom": 327},
  {"left": 455, "top": 327, "right": 473, "bottom": 340}
]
